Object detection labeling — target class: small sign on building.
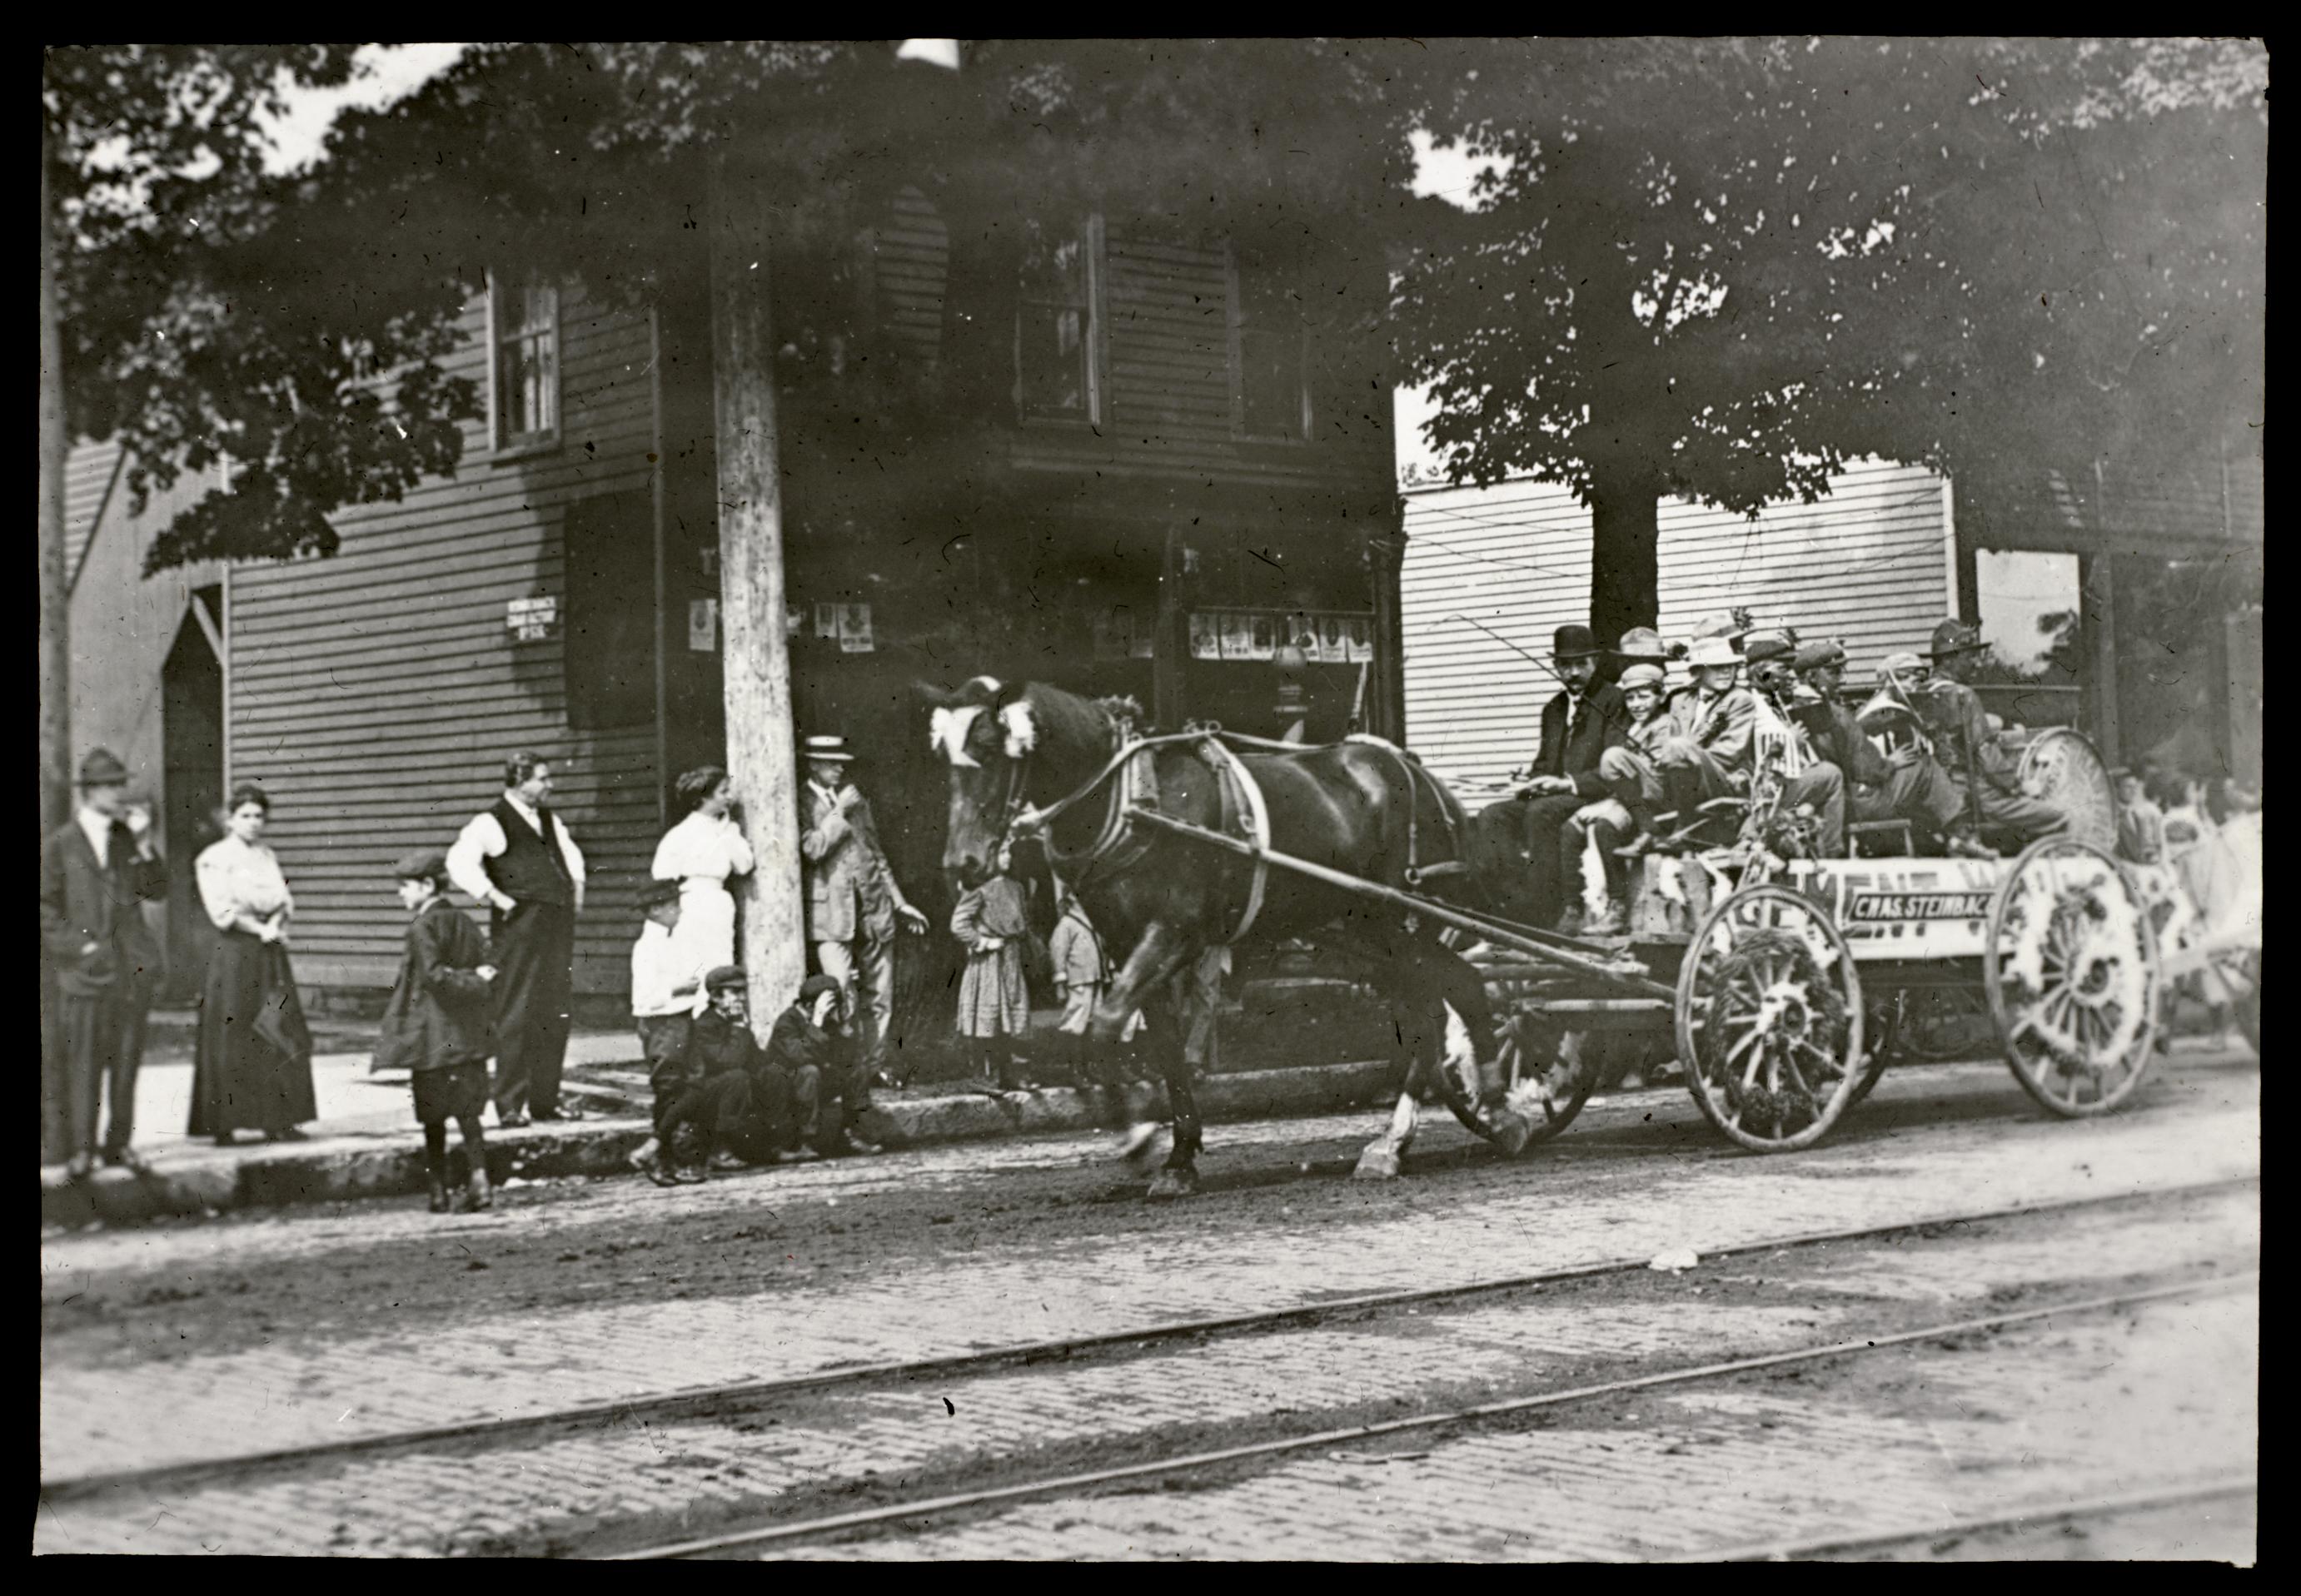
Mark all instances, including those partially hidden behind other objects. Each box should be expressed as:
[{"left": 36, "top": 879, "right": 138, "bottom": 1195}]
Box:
[
  {"left": 689, "top": 598, "right": 720, "bottom": 652},
  {"left": 507, "top": 594, "right": 558, "bottom": 642}
]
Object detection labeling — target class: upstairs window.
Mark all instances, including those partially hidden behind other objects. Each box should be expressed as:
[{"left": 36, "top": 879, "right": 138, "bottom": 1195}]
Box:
[
  {"left": 491, "top": 276, "right": 561, "bottom": 450},
  {"left": 1231, "top": 245, "right": 1310, "bottom": 441},
  {"left": 1016, "top": 216, "right": 1102, "bottom": 422}
]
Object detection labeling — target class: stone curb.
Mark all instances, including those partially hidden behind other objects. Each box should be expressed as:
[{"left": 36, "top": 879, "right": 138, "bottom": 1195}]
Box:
[{"left": 38, "top": 1058, "right": 1406, "bottom": 1231}]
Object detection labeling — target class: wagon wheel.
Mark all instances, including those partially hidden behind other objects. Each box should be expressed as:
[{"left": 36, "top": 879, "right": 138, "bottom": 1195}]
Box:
[
  {"left": 1676, "top": 883, "right": 1865, "bottom": 1153},
  {"left": 2018, "top": 728, "right": 2118, "bottom": 854},
  {"left": 1431, "top": 979, "right": 1596, "bottom": 1151},
  {"left": 1984, "top": 838, "right": 2160, "bottom": 1116}
]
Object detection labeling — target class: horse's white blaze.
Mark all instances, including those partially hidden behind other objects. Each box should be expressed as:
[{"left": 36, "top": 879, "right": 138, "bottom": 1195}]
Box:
[
  {"left": 999, "top": 699, "right": 1038, "bottom": 759},
  {"left": 929, "top": 704, "right": 984, "bottom": 767}
]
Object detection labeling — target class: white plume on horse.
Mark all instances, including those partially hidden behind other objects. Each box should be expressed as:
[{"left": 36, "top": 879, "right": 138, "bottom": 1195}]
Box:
[
  {"left": 999, "top": 699, "right": 1038, "bottom": 760},
  {"left": 929, "top": 705, "right": 984, "bottom": 767}
]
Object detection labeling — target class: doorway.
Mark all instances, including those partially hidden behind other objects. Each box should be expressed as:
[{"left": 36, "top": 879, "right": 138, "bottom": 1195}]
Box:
[{"left": 161, "top": 589, "right": 225, "bottom": 1003}]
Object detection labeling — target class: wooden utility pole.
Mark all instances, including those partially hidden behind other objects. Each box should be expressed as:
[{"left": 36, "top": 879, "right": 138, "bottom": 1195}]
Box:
[
  {"left": 39, "top": 123, "right": 71, "bottom": 835},
  {"left": 707, "top": 150, "right": 807, "bottom": 1031},
  {"left": 41, "top": 113, "right": 75, "bottom": 1166}
]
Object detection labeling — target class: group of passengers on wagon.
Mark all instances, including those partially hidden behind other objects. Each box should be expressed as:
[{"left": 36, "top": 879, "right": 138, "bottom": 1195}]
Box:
[{"left": 1489, "top": 613, "right": 2067, "bottom": 938}]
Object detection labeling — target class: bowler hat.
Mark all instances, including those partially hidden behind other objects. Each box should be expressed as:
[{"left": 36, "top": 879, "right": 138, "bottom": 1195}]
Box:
[
  {"left": 800, "top": 734, "right": 856, "bottom": 763},
  {"left": 1618, "top": 663, "right": 1667, "bottom": 693},
  {"left": 1795, "top": 639, "right": 1849, "bottom": 672},
  {"left": 1550, "top": 624, "right": 1601, "bottom": 661},
  {"left": 1742, "top": 630, "right": 1796, "bottom": 666},
  {"left": 1686, "top": 636, "right": 1741, "bottom": 669},
  {"left": 392, "top": 848, "right": 451, "bottom": 884},
  {"left": 705, "top": 965, "right": 748, "bottom": 994},
  {"left": 638, "top": 878, "right": 683, "bottom": 909},
  {"left": 1614, "top": 626, "right": 1670, "bottom": 662},
  {"left": 77, "top": 748, "right": 131, "bottom": 788},
  {"left": 1926, "top": 619, "right": 1986, "bottom": 659}
]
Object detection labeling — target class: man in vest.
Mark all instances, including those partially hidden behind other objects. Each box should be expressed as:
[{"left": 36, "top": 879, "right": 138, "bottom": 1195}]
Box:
[
  {"left": 449, "top": 752, "right": 587, "bottom": 1126},
  {"left": 799, "top": 734, "right": 929, "bottom": 1089},
  {"left": 40, "top": 748, "right": 169, "bottom": 1177}
]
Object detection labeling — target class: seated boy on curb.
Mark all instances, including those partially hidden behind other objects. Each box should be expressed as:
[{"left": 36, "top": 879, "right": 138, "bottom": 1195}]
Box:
[
  {"left": 761, "top": 974, "right": 881, "bottom": 1159},
  {"left": 374, "top": 850, "right": 499, "bottom": 1215},
  {"left": 627, "top": 879, "right": 702, "bottom": 1186},
  {"left": 651, "top": 966, "right": 760, "bottom": 1182}
]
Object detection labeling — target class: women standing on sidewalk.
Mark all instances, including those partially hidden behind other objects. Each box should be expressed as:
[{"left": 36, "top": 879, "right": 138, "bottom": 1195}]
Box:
[
  {"left": 651, "top": 766, "right": 755, "bottom": 1011},
  {"left": 191, "top": 783, "right": 316, "bottom": 1146}
]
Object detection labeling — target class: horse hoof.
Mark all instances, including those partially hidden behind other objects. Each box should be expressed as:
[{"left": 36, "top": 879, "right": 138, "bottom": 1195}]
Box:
[
  {"left": 1487, "top": 1111, "right": 1533, "bottom": 1157},
  {"left": 1145, "top": 1166, "right": 1199, "bottom": 1201},
  {"left": 1353, "top": 1146, "right": 1402, "bottom": 1181}
]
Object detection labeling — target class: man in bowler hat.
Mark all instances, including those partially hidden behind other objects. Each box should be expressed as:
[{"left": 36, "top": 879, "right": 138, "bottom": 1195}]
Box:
[
  {"left": 1509, "top": 625, "right": 1629, "bottom": 929},
  {"left": 40, "top": 748, "right": 168, "bottom": 1177}
]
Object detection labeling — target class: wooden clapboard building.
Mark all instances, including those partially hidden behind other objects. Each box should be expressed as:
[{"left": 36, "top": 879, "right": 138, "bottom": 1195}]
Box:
[{"left": 69, "top": 181, "right": 1406, "bottom": 1019}]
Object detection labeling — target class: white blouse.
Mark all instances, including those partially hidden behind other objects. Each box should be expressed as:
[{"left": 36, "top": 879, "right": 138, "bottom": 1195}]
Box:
[
  {"left": 196, "top": 835, "right": 294, "bottom": 929},
  {"left": 651, "top": 810, "right": 755, "bottom": 888}
]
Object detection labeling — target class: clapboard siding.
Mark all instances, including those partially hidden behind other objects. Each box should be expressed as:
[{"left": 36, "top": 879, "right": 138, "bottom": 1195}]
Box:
[
  {"left": 1401, "top": 460, "right": 1953, "bottom": 796},
  {"left": 229, "top": 286, "right": 666, "bottom": 994},
  {"left": 65, "top": 440, "right": 126, "bottom": 579}
]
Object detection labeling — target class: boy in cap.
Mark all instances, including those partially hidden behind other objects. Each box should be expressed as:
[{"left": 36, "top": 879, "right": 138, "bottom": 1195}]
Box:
[
  {"left": 1918, "top": 619, "right": 2067, "bottom": 848},
  {"left": 1599, "top": 634, "right": 1758, "bottom": 853},
  {"left": 1561, "top": 660, "right": 1673, "bottom": 932},
  {"left": 650, "top": 965, "right": 760, "bottom": 1181},
  {"left": 375, "top": 851, "right": 499, "bottom": 1214},
  {"left": 626, "top": 878, "right": 703, "bottom": 1186},
  {"left": 761, "top": 972, "right": 880, "bottom": 1158}
]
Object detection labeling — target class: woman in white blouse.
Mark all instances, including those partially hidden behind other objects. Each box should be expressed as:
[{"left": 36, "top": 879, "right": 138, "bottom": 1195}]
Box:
[
  {"left": 191, "top": 783, "right": 316, "bottom": 1145},
  {"left": 651, "top": 766, "right": 755, "bottom": 1009}
]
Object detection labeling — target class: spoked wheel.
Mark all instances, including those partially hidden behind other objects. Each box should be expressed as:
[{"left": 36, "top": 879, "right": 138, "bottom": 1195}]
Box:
[
  {"left": 1984, "top": 838, "right": 2161, "bottom": 1116},
  {"left": 2018, "top": 728, "right": 2119, "bottom": 854},
  {"left": 1460, "top": 1007, "right": 1596, "bottom": 1149},
  {"left": 1676, "top": 883, "right": 1866, "bottom": 1153}
]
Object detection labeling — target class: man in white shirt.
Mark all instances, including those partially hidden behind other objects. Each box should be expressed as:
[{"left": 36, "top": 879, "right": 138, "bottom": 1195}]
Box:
[
  {"left": 626, "top": 878, "right": 702, "bottom": 1185},
  {"left": 447, "top": 752, "right": 588, "bottom": 1126}
]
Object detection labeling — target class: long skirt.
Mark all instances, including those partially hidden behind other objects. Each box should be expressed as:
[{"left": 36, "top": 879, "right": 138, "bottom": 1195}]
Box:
[
  {"left": 190, "top": 932, "right": 318, "bottom": 1136},
  {"left": 666, "top": 879, "right": 738, "bottom": 1013},
  {"left": 955, "top": 943, "right": 1030, "bottom": 1038}
]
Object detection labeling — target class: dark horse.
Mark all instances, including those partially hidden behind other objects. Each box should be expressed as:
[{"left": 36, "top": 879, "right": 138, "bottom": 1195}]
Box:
[{"left": 925, "top": 675, "right": 1539, "bottom": 1198}]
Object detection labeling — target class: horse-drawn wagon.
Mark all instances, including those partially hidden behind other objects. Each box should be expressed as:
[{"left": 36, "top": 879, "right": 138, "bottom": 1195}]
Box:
[{"left": 925, "top": 674, "right": 2252, "bottom": 1194}]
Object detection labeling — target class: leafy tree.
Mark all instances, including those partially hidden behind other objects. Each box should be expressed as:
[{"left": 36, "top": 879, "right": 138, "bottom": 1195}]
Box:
[{"left": 1393, "top": 37, "right": 2266, "bottom": 645}]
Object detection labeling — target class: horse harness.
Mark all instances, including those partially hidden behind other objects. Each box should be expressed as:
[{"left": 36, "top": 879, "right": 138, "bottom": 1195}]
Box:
[{"left": 1001, "top": 713, "right": 1456, "bottom": 947}]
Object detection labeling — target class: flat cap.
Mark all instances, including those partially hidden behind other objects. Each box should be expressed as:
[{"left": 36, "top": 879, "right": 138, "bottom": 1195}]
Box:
[
  {"left": 704, "top": 964, "right": 748, "bottom": 994},
  {"left": 392, "top": 848, "right": 451, "bottom": 883},
  {"left": 1742, "top": 630, "right": 1797, "bottom": 665},
  {"left": 1618, "top": 663, "right": 1667, "bottom": 692},
  {"left": 797, "top": 973, "right": 843, "bottom": 1004},
  {"left": 1926, "top": 619, "right": 1986, "bottom": 659}
]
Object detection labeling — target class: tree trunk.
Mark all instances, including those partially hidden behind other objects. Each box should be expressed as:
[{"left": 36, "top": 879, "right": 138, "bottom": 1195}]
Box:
[
  {"left": 708, "top": 152, "right": 808, "bottom": 1033},
  {"left": 41, "top": 122, "right": 73, "bottom": 1163},
  {"left": 1586, "top": 465, "right": 1661, "bottom": 652}
]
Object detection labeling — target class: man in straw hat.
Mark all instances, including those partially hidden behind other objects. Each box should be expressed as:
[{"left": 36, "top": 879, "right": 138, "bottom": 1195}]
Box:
[
  {"left": 1600, "top": 632, "right": 1760, "bottom": 854},
  {"left": 41, "top": 748, "right": 169, "bottom": 1178},
  {"left": 800, "top": 733, "right": 929, "bottom": 1091},
  {"left": 1918, "top": 619, "right": 2066, "bottom": 848},
  {"left": 1504, "top": 624, "right": 1630, "bottom": 930}
]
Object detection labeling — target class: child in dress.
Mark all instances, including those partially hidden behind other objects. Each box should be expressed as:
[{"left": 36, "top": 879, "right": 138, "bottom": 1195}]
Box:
[
  {"left": 950, "top": 845, "right": 1033, "bottom": 1091},
  {"left": 374, "top": 851, "right": 498, "bottom": 1215}
]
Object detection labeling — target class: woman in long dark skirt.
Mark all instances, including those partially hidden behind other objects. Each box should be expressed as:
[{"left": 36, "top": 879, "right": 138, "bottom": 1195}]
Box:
[{"left": 191, "top": 783, "right": 316, "bottom": 1144}]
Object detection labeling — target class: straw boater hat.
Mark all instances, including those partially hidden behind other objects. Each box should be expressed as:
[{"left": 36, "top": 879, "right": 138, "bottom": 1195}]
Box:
[
  {"left": 1925, "top": 619, "right": 1987, "bottom": 660},
  {"left": 800, "top": 734, "right": 855, "bottom": 763}
]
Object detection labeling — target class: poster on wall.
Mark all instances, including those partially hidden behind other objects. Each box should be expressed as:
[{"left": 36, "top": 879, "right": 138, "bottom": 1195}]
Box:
[
  {"left": 1189, "top": 612, "right": 1222, "bottom": 659},
  {"left": 838, "top": 602, "right": 875, "bottom": 654},
  {"left": 1220, "top": 611, "right": 1254, "bottom": 660},
  {"left": 1246, "top": 614, "right": 1277, "bottom": 661},
  {"left": 689, "top": 598, "right": 720, "bottom": 652},
  {"left": 1343, "top": 615, "right": 1372, "bottom": 663},
  {"left": 814, "top": 603, "right": 840, "bottom": 640},
  {"left": 1318, "top": 614, "right": 1346, "bottom": 664}
]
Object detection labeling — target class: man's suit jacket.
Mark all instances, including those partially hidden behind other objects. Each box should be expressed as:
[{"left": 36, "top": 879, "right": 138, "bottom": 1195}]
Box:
[
  {"left": 40, "top": 822, "right": 167, "bottom": 1000},
  {"left": 800, "top": 783, "right": 899, "bottom": 944},
  {"left": 1531, "top": 684, "right": 1629, "bottom": 799},
  {"left": 1663, "top": 684, "right": 1760, "bottom": 786}
]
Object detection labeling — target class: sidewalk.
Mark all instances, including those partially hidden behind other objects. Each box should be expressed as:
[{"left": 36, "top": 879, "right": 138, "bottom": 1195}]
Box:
[{"left": 38, "top": 1027, "right": 1405, "bottom": 1232}]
